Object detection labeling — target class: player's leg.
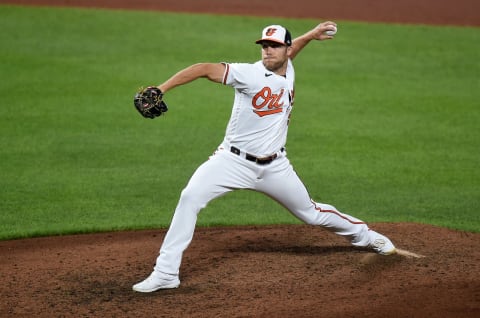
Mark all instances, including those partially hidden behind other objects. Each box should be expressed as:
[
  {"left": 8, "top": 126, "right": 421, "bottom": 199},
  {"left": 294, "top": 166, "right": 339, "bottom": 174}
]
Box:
[
  {"left": 156, "top": 150, "right": 257, "bottom": 272},
  {"left": 133, "top": 149, "right": 255, "bottom": 292},
  {"left": 256, "top": 158, "right": 368, "bottom": 243},
  {"left": 255, "top": 156, "right": 395, "bottom": 254}
]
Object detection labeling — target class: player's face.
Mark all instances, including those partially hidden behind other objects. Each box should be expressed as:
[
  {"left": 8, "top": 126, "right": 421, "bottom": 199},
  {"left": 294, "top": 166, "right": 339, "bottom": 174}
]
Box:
[{"left": 260, "top": 41, "right": 289, "bottom": 74}]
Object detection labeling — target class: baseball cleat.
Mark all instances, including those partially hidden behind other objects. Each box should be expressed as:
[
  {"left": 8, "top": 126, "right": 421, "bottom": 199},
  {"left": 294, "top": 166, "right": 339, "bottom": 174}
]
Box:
[
  {"left": 367, "top": 231, "right": 396, "bottom": 255},
  {"left": 132, "top": 271, "right": 180, "bottom": 293}
]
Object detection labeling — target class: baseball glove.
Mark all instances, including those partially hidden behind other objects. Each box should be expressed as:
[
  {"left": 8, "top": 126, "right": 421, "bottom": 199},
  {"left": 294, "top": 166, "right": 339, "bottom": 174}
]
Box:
[{"left": 133, "top": 86, "right": 168, "bottom": 119}]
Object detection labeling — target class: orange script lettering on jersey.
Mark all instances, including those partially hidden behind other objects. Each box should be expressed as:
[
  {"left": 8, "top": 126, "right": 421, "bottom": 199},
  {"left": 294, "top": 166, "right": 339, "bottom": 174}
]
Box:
[{"left": 252, "top": 87, "right": 284, "bottom": 117}]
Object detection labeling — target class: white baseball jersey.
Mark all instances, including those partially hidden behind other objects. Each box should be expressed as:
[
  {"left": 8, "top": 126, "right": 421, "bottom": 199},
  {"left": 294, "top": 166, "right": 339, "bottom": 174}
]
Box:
[{"left": 221, "top": 60, "right": 295, "bottom": 157}]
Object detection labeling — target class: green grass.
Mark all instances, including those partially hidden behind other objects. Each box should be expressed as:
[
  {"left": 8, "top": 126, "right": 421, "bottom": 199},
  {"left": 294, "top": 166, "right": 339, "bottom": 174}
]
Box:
[{"left": 0, "top": 5, "right": 479, "bottom": 239}]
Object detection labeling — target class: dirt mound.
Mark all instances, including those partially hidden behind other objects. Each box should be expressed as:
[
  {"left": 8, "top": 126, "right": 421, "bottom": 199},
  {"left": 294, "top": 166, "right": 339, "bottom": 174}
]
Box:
[{"left": 1, "top": 223, "right": 479, "bottom": 317}]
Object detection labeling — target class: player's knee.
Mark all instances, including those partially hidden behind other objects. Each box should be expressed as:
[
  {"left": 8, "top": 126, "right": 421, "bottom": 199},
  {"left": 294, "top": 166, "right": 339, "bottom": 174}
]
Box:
[{"left": 179, "top": 188, "right": 207, "bottom": 211}]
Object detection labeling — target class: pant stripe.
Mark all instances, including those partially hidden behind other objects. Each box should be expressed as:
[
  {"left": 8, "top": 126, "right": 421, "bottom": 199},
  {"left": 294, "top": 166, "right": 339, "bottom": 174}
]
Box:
[{"left": 312, "top": 199, "right": 366, "bottom": 225}]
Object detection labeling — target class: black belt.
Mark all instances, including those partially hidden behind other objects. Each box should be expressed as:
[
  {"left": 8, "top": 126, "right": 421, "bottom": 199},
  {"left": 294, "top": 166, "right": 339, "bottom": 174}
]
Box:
[{"left": 230, "top": 146, "right": 283, "bottom": 165}]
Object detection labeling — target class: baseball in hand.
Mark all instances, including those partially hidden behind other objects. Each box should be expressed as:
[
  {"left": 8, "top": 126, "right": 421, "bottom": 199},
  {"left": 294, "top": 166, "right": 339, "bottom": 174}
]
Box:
[{"left": 325, "top": 26, "right": 337, "bottom": 36}]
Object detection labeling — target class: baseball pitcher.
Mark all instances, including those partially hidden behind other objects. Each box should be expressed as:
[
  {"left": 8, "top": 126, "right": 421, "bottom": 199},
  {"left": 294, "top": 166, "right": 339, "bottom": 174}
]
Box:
[{"left": 132, "top": 21, "right": 396, "bottom": 293}]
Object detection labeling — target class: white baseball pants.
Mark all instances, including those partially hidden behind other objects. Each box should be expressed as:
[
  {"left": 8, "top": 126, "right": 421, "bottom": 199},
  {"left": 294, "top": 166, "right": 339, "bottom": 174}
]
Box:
[{"left": 154, "top": 146, "right": 371, "bottom": 275}]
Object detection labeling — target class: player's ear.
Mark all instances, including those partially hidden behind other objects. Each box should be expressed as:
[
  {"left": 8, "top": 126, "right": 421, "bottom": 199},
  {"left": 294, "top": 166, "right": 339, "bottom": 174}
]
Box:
[{"left": 286, "top": 45, "right": 293, "bottom": 57}]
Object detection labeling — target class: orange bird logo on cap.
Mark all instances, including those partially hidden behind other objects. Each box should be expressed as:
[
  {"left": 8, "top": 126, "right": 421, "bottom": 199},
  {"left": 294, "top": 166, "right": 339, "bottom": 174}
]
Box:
[{"left": 265, "top": 28, "right": 277, "bottom": 36}]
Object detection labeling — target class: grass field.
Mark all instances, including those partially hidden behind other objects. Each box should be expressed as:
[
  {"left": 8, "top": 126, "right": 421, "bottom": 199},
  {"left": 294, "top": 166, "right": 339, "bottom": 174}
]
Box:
[{"left": 0, "top": 5, "right": 479, "bottom": 239}]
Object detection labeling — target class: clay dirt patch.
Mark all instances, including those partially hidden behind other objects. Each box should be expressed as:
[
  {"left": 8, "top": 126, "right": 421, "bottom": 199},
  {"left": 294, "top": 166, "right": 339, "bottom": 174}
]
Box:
[
  {"left": 2, "top": 0, "right": 479, "bottom": 26},
  {"left": 1, "top": 223, "right": 479, "bottom": 317}
]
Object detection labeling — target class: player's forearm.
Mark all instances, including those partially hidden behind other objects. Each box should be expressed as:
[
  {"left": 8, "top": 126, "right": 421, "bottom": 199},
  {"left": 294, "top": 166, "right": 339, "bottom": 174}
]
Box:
[
  {"left": 158, "top": 63, "right": 224, "bottom": 93},
  {"left": 289, "top": 33, "right": 315, "bottom": 60},
  {"left": 289, "top": 22, "right": 336, "bottom": 60}
]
